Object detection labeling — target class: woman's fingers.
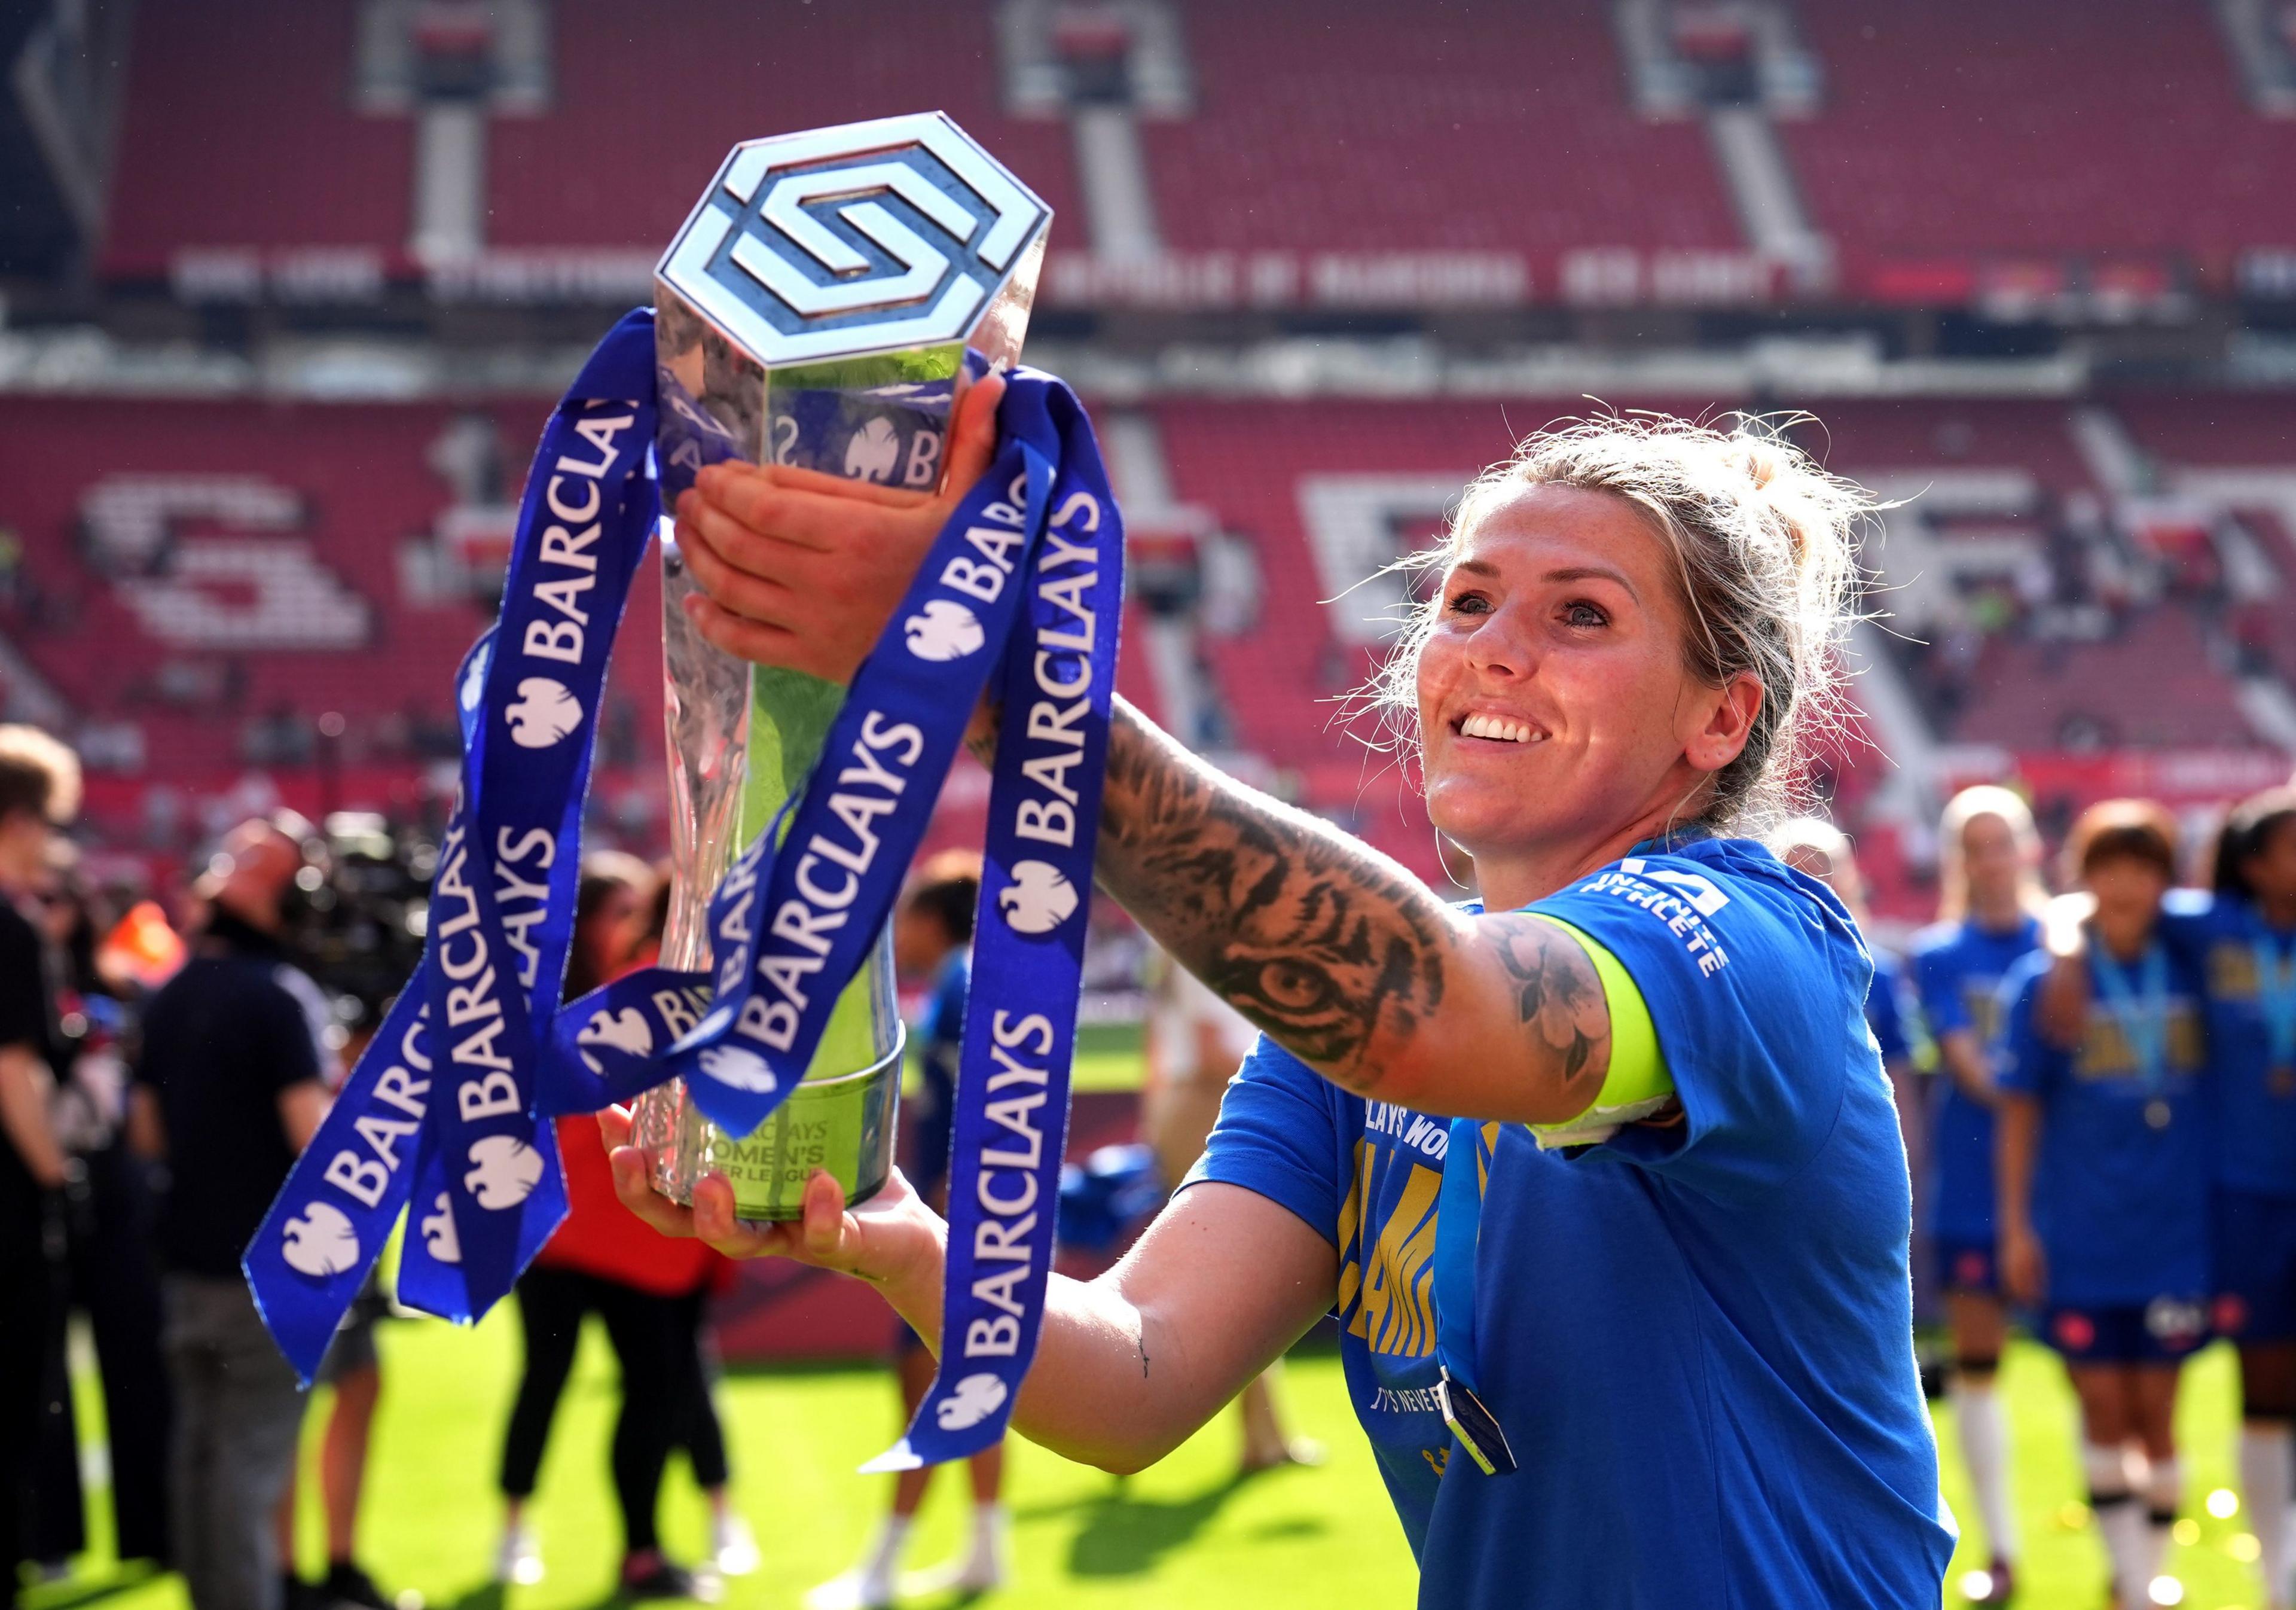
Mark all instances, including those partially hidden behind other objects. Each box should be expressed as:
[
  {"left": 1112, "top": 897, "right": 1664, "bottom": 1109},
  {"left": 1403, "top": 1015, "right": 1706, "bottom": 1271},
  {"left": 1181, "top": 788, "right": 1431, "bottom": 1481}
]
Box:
[
  {"left": 601, "top": 1110, "right": 701, "bottom": 1240},
  {"left": 689, "top": 1172, "right": 793, "bottom": 1260},
  {"left": 676, "top": 504, "right": 809, "bottom": 630},
  {"left": 597, "top": 1102, "right": 634, "bottom": 1150},
  {"left": 682, "top": 594, "right": 814, "bottom": 673},
  {"left": 695, "top": 466, "right": 933, "bottom": 557},
  {"left": 680, "top": 555, "right": 907, "bottom": 687},
  {"left": 941, "top": 370, "right": 1007, "bottom": 497},
  {"left": 670, "top": 368, "right": 1015, "bottom": 684},
  {"left": 799, "top": 1168, "right": 858, "bottom": 1264}
]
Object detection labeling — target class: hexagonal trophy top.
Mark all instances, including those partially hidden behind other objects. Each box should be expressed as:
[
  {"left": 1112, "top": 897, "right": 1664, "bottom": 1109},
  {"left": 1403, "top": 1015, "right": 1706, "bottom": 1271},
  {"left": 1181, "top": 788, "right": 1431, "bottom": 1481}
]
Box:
[{"left": 658, "top": 111, "right": 1053, "bottom": 367}]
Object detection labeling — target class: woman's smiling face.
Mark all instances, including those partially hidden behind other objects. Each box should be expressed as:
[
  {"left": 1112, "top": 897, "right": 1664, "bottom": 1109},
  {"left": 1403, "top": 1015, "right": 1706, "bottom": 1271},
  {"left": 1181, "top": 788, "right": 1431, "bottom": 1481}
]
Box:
[{"left": 1414, "top": 483, "right": 1752, "bottom": 870}]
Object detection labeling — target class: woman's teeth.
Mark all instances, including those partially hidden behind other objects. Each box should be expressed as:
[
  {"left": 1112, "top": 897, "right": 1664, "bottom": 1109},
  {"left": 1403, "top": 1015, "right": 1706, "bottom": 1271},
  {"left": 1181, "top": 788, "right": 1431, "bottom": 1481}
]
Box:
[{"left": 1459, "top": 713, "right": 1538, "bottom": 744}]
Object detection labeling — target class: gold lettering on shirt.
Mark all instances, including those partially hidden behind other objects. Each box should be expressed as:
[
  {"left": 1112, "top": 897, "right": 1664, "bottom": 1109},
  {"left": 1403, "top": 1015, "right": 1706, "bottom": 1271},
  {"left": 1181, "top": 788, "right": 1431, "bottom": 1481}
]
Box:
[
  {"left": 2210, "top": 941, "right": 2260, "bottom": 1001},
  {"left": 2075, "top": 1001, "right": 2205, "bottom": 1081},
  {"left": 1336, "top": 1144, "right": 1442, "bottom": 1359}
]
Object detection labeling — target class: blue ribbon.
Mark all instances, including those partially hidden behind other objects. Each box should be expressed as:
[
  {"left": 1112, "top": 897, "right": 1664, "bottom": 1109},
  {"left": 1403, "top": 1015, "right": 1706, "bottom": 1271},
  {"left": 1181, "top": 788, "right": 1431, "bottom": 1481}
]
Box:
[
  {"left": 2092, "top": 940, "right": 2172, "bottom": 1096},
  {"left": 248, "top": 307, "right": 1124, "bottom": 1466},
  {"left": 246, "top": 311, "right": 661, "bottom": 1379},
  {"left": 863, "top": 382, "right": 1122, "bottom": 1471},
  {"left": 651, "top": 431, "right": 1056, "bottom": 1134},
  {"left": 563, "top": 377, "right": 1123, "bottom": 1469}
]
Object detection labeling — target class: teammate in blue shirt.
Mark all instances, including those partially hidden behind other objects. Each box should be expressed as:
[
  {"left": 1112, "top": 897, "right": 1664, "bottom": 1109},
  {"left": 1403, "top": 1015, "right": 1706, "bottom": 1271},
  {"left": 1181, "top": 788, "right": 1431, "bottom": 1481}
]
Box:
[
  {"left": 1909, "top": 783, "right": 2047, "bottom": 1602},
  {"left": 614, "top": 398, "right": 1955, "bottom": 1605},
  {"left": 1998, "top": 801, "right": 2212, "bottom": 1609},
  {"left": 1771, "top": 815, "right": 1926, "bottom": 1145},
  {"left": 2184, "top": 789, "right": 2296, "bottom": 1610}
]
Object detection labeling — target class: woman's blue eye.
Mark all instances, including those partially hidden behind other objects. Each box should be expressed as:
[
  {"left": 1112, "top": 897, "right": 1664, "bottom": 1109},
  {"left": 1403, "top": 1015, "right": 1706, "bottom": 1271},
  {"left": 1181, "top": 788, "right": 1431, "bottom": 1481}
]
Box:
[
  {"left": 1448, "top": 591, "right": 1490, "bottom": 616},
  {"left": 1564, "top": 600, "right": 1608, "bottom": 628}
]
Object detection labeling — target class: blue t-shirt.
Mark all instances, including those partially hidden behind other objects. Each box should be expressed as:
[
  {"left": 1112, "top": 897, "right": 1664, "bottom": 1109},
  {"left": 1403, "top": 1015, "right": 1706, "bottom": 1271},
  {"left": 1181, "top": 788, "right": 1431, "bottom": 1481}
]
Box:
[
  {"left": 1868, "top": 950, "right": 1918, "bottom": 1066},
  {"left": 1190, "top": 837, "right": 1952, "bottom": 1609},
  {"left": 1910, "top": 916, "right": 2042, "bottom": 1245},
  {"left": 902, "top": 951, "right": 968, "bottom": 1195},
  {"left": 1995, "top": 944, "right": 2212, "bottom": 1306},
  {"left": 2155, "top": 891, "right": 2296, "bottom": 1198}
]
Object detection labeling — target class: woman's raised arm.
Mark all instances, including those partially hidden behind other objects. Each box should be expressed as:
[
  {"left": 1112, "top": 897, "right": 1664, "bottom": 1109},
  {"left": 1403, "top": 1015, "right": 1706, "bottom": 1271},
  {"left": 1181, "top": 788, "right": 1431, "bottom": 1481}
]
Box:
[
  {"left": 677, "top": 459, "right": 1617, "bottom": 1126},
  {"left": 1083, "top": 698, "right": 1613, "bottom": 1123}
]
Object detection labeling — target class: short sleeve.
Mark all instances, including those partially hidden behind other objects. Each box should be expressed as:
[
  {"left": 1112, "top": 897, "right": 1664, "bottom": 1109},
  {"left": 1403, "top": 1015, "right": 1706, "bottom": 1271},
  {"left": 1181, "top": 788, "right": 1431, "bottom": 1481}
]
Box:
[
  {"left": 1529, "top": 849, "right": 1857, "bottom": 1203},
  {"left": 1990, "top": 961, "right": 2059, "bottom": 1099},
  {"left": 0, "top": 909, "right": 45, "bottom": 1054},
  {"left": 1912, "top": 940, "right": 1971, "bottom": 1039},
  {"left": 1182, "top": 1035, "right": 1347, "bottom": 1250}
]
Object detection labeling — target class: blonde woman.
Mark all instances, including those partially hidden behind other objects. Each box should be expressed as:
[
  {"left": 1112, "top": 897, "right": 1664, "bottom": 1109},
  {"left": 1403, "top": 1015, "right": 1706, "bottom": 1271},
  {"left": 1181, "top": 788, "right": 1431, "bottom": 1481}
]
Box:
[
  {"left": 609, "top": 394, "right": 1955, "bottom": 1607},
  {"left": 1908, "top": 784, "right": 2048, "bottom": 1603}
]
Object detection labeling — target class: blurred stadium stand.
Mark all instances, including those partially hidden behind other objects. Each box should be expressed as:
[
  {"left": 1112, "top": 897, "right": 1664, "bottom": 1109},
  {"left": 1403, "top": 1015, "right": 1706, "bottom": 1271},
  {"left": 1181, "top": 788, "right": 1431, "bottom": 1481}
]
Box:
[
  {"left": 1, "top": 0, "right": 2293, "bottom": 928},
  {"left": 1787, "top": 0, "right": 2296, "bottom": 278}
]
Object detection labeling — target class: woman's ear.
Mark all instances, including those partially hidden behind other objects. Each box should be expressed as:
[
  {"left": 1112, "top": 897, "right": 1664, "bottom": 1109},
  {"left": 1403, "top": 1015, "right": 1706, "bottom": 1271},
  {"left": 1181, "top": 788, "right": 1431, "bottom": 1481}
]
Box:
[{"left": 1685, "top": 672, "right": 1763, "bottom": 774}]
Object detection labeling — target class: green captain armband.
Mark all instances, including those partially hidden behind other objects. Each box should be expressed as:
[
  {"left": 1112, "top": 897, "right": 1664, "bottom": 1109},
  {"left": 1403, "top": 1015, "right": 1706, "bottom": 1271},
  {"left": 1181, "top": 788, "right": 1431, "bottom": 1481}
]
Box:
[{"left": 1527, "top": 917, "right": 1674, "bottom": 1149}]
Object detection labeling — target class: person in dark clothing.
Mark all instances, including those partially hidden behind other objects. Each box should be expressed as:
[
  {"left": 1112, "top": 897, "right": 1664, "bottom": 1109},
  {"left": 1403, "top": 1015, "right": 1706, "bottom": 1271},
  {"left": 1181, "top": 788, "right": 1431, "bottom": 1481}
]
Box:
[
  {"left": 493, "top": 853, "right": 750, "bottom": 1599},
  {"left": 28, "top": 851, "right": 171, "bottom": 1572},
  {"left": 130, "top": 818, "right": 337, "bottom": 1610},
  {"left": 0, "top": 739, "right": 77, "bottom": 1584},
  {"left": 0, "top": 726, "right": 79, "bottom": 1609}
]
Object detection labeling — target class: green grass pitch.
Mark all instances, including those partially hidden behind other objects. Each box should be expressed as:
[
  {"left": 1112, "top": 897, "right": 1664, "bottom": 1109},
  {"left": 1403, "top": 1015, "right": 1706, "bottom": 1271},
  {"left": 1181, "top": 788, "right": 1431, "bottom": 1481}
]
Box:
[
  {"left": 23, "top": 1019, "right": 2280, "bottom": 1610},
  {"left": 32, "top": 1313, "right": 2276, "bottom": 1609}
]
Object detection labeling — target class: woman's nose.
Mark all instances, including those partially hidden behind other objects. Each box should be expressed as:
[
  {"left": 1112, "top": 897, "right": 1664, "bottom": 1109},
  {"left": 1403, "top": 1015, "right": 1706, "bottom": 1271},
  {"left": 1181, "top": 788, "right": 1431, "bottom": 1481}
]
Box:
[{"left": 1464, "top": 603, "right": 1539, "bottom": 681}]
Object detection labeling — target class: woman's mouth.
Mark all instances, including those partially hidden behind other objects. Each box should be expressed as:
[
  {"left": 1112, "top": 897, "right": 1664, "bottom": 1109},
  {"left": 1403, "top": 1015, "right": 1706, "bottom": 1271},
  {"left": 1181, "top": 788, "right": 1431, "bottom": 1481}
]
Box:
[{"left": 1455, "top": 713, "right": 1544, "bottom": 745}]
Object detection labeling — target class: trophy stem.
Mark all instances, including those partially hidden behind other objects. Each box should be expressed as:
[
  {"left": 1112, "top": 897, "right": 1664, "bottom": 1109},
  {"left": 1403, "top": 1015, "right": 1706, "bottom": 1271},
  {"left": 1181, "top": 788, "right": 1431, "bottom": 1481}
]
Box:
[
  {"left": 637, "top": 111, "right": 1052, "bottom": 1222},
  {"left": 630, "top": 535, "right": 902, "bottom": 1221}
]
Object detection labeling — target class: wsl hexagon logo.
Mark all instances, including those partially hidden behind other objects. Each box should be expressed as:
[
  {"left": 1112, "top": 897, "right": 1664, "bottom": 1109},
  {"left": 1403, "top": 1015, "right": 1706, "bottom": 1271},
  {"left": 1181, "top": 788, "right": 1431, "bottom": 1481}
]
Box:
[{"left": 658, "top": 113, "right": 1052, "bottom": 367}]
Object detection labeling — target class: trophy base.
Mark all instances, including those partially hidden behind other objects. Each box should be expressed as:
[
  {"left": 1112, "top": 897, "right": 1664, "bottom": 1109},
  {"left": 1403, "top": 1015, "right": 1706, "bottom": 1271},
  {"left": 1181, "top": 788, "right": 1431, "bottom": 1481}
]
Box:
[{"left": 640, "top": 1036, "right": 904, "bottom": 1223}]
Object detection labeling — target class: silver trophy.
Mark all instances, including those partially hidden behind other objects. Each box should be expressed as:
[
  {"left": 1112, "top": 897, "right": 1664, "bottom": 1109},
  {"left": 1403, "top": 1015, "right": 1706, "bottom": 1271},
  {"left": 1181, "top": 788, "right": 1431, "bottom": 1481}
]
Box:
[{"left": 637, "top": 113, "right": 1052, "bottom": 1219}]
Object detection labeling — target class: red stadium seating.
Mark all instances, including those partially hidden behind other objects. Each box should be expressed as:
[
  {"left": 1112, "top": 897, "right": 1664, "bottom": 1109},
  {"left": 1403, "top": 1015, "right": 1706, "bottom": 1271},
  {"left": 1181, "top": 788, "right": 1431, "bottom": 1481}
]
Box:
[
  {"left": 2112, "top": 393, "right": 2296, "bottom": 688},
  {"left": 1787, "top": 0, "right": 2296, "bottom": 277},
  {"left": 1142, "top": 0, "right": 1738, "bottom": 268},
  {"left": 0, "top": 394, "right": 1168, "bottom": 856},
  {"left": 97, "top": 0, "right": 1079, "bottom": 277},
  {"left": 1797, "top": 398, "right": 2100, "bottom": 492},
  {"left": 1145, "top": 396, "right": 2282, "bottom": 874},
  {"left": 0, "top": 397, "right": 588, "bottom": 788},
  {"left": 96, "top": 0, "right": 2296, "bottom": 304},
  {"left": 485, "top": 0, "right": 1081, "bottom": 251},
  {"left": 1955, "top": 612, "right": 2258, "bottom": 750},
  {"left": 1799, "top": 397, "right": 2271, "bottom": 752},
  {"left": 103, "top": 0, "right": 410, "bottom": 272}
]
